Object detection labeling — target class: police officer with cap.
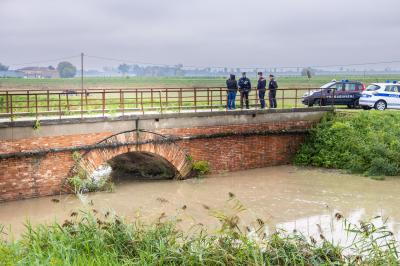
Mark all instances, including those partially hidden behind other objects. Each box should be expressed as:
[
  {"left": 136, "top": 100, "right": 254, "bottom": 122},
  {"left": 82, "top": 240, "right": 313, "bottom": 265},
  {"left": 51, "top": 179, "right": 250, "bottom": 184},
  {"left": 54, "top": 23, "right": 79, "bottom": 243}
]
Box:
[
  {"left": 268, "top": 74, "right": 278, "bottom": 108},
  {"left": 238, "top": 72, "right": 251, "bottom": 109}
]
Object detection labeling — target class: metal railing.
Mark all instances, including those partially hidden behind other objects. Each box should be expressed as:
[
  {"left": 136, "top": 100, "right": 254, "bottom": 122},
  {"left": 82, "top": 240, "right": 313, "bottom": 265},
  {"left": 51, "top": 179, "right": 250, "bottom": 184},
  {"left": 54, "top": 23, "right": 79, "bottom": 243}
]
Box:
[{"left": 0, "top": 87, "right": 331, "bottom": 120}]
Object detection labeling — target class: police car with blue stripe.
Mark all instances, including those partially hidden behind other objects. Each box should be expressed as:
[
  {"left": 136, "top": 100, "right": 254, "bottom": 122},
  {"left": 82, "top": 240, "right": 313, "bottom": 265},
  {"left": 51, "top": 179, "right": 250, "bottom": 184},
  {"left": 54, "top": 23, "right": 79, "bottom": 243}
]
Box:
[{"left": 359, "top": 81, "right": 400, "bottom": 110}]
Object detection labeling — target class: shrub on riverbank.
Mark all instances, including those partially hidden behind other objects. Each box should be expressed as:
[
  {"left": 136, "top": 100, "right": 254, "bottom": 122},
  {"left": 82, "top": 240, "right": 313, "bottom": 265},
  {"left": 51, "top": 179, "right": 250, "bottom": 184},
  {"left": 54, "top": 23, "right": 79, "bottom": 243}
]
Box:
[{"left": 295, "top": 111, "right": 400, "bottom": 177}]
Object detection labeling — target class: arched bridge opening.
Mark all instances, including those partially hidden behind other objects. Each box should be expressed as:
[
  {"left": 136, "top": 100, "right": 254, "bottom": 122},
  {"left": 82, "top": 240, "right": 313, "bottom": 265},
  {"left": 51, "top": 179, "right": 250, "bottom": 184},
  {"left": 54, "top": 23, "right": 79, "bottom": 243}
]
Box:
[{"left": 71, "top": 130, "right": 193, "bottom": 183}]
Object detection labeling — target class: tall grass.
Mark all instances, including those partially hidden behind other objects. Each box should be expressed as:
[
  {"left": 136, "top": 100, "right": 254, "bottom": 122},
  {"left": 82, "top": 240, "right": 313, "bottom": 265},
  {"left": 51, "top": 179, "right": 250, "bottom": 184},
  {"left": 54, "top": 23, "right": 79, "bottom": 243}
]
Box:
[
  {"left": 0, "top": 195, "right": 399, "bottom": 265},
  {"left": 295, "top": 111, "right": 400, "bottom": 178}
]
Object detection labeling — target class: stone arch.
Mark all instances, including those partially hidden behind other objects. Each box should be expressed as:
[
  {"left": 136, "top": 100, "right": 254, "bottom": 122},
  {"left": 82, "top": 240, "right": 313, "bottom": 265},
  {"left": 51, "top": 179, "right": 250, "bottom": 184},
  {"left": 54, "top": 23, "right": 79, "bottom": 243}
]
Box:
[{"left": 73, "top": 130, "right": 193, "bottom": 180}]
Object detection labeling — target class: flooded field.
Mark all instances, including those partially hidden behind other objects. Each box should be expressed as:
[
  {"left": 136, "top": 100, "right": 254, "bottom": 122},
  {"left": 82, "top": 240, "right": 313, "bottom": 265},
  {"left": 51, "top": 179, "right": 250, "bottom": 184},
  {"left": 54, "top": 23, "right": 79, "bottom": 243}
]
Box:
[{"left": 1, "top": 165, "right": 400, "bottom": 241}]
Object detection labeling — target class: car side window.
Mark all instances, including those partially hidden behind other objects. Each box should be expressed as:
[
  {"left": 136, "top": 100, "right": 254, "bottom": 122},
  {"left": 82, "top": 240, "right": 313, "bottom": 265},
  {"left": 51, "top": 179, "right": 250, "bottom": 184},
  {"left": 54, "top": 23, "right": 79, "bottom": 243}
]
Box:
[
  {"left": 395, "top": 86, "right": 400, "bottom": 93},
  {"left": 344, "top": 83, "right": 356, "bottom": 91},
  {"left": 330, "top": 83, "right": 343, "bottom": 90},
  {"left": 385, "top": 85, "right": 399, "bottom": 92}
]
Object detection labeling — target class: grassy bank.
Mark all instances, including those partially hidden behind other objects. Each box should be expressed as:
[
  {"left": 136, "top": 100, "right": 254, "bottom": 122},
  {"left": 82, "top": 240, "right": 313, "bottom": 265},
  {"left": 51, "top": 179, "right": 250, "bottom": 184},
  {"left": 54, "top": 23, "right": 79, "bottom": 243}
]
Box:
[
  {"left": 295, "top": 111, "right": 400, "bottom": 178},
  {"left": 0, "top": 203, "right": 398, "bottom": 265}
]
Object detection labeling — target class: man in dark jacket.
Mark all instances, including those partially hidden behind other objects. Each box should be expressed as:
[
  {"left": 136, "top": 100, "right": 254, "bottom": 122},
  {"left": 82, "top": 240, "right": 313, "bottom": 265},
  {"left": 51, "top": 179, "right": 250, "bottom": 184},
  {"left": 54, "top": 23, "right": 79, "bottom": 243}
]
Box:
[
  {"left": 268, "top": 74, "right": 278, "bottom": 108},
  {"left": 257, "top": 72, "right": 267, "bottom": 109},
  {"left": 226, "top": 74, "right": 238, "bottom": 110},
  {"left": 238, "top": 72, "right": 251, "bottom": 109}
]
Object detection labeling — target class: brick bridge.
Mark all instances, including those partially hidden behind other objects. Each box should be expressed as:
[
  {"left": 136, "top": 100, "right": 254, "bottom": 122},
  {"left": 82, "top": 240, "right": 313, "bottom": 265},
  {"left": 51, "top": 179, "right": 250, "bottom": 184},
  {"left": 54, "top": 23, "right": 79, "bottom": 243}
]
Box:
[{"left": 0, "top": 108, "right": 331, "bottom": 202}]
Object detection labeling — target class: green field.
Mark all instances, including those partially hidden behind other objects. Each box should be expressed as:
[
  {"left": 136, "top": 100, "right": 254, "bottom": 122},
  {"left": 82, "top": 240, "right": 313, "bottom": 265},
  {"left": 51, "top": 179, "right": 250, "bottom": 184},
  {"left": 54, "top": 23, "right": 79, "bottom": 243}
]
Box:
[{"left": 1, "top": 75, "right": 399, "bottom": 90}]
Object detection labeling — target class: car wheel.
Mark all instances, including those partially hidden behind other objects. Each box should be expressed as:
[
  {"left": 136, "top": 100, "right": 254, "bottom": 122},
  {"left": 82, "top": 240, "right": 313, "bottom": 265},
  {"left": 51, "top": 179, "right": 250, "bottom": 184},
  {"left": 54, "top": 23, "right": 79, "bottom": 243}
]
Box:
[
  {"left": 314, "top": 99, "right": 325, "bottom": 106},
  {"left": 374, "top": 100, "right": 387, "bottom": 111},
  {"left": 362, "top": 106, "right": 371, "bottom": 110}
]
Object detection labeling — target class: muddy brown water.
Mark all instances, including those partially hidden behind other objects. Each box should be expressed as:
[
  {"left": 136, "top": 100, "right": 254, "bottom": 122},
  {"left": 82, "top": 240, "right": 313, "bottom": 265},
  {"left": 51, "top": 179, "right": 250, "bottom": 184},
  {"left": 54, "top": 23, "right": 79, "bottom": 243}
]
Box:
[{"left": 1, "top": 165, "right": 400, "bottom": 242}]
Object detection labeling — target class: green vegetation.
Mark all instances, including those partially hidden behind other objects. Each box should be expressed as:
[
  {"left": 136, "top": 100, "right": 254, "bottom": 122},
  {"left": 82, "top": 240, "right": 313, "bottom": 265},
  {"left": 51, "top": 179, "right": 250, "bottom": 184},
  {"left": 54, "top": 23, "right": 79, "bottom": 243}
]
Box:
[
  {"left": 295, "top": 111, "right": 400, "bottom": 177},
  {"left": 68, "top": 152, "right": 114, "bottom": 194},
  {"left": 57, "top": 61, "right": 77, "bottom": 78},
  {"left": 0, "top": 196, "right": 398, "bottom": 265},
  {"left": 1, "top": 75, "right": 399, "bottom": 90},
  {"left": 192, "top": 160, "right": 210, "bottom": 177}
]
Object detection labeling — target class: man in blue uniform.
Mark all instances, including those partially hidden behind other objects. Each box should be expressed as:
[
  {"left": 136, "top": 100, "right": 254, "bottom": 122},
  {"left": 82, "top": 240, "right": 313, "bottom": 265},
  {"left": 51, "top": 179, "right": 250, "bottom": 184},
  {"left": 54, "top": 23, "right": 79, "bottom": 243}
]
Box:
[
  {"left": 226, "top": 74, "right": 238, "bottom": 110},
  {"left": 268, "top": 74, "right": 278, "bottom": 108},
  {"left": 257, "top": 72, "right": 267, "bottom": 109},
  {"left": 238, "top": 72, "right": 251, "bottom": 109}
]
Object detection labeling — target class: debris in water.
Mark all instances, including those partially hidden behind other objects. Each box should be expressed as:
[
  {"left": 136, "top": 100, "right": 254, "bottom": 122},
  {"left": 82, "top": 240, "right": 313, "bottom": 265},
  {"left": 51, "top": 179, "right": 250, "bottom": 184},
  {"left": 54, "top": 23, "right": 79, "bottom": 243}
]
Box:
[
  {"left": 51, "top": 198, "right": 60, "bottom": 203},
  {"left": 156, "top": 197, "right": 169, "bottom": 203}
]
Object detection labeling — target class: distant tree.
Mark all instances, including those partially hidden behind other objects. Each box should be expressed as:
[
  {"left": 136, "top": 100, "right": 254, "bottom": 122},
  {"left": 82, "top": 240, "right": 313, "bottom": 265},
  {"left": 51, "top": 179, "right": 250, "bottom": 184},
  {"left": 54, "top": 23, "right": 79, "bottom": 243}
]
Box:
[
  {"left": 118, "top": 63, "right": 130, "bottom": 75},
  {"left": 48, "top": 65, "right": 55, "bottom": 70},
  {"left": 57, "top": 61, "right": 77, "bottom": 78},
  {"left": 0, "top": 62, "right": 9, "bottom": 71},
  {"left": 301, "top": 67, "right": 315, "bottom": 79}
]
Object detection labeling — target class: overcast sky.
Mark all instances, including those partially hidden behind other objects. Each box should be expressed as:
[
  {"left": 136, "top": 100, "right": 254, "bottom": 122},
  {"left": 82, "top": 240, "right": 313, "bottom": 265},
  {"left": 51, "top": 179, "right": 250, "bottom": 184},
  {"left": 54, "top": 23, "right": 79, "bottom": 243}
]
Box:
[{"left": 1, "top": 0, "right": 400, "bottom": 69}]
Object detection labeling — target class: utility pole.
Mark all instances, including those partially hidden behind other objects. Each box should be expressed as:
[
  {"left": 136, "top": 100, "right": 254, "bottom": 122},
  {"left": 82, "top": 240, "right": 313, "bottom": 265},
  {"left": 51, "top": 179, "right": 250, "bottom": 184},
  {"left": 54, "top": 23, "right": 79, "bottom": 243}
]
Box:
[{"left": 81, "top": 52, "right": 84, "bottom": 93}]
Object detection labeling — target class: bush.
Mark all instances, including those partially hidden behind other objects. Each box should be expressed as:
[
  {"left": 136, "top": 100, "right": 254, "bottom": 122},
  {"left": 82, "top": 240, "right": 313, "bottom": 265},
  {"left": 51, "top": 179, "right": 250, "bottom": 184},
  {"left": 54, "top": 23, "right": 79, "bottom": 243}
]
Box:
[
  {"left": 295, "top": 111, "right": 400, "bottom": 177},
  {"left": 192, "top": 160, "right": 210, "bottom": 176}
]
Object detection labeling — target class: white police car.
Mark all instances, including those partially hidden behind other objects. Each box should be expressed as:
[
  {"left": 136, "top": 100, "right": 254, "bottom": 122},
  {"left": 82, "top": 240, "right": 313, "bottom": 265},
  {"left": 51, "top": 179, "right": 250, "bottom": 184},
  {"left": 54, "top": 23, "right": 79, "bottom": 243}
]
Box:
[{"left": 359, "top": 81, "right": 400, "bottom": 110}]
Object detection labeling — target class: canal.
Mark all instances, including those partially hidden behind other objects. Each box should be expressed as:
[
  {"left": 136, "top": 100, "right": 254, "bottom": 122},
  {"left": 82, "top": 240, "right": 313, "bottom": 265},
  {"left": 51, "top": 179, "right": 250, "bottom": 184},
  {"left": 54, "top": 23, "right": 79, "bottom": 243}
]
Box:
[{"left": 1, "top": 165, "right": 400, "bottom": 241}]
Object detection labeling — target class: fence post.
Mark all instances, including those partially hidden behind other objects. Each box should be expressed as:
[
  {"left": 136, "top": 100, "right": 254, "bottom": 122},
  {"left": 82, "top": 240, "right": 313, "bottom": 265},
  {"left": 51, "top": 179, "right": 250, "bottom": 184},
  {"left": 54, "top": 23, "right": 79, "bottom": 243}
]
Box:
[
  {"left": 159, "top": 91, "right": 163, "bottom": 113},
  {"left": 102, "top": 89, "right": 105, "bottom": 117},
  {"left": 141, "top": 91, "right": 144, "bottom": 114},
  {"left": 35, "top": 94, "right": 38, "bottom": 119},
  {"left": 295, "top": 89, "right": 298, "bottom": 108},
  {"left": 27, "top": 90, "right": 30, "bottom": 112},
  {"left": 179, "top": 88, "right": 182, "bottom": 113},
  {"left": 282, "top": 89, "right": 285, "bottom": 109},
  {"left": 47, "top": 90, "right": 50, "bottom": 112},
  {"left": 6, "top": 91, "right": 9, "bottom": 113},
  {"left": 10, "top": 95, "right": 13, "bottom": 121},
  {"left": 210, "top": 89, "right": 213, "bottom": 112},
  {"left": 194, "top": 89, "right": 197, "bottom": 112},
  {"left": 58, "top": 93, "right": 61, "bottom": 119},
  {"left": 121, "top": 90, "right": 125, "bottom": 116}
]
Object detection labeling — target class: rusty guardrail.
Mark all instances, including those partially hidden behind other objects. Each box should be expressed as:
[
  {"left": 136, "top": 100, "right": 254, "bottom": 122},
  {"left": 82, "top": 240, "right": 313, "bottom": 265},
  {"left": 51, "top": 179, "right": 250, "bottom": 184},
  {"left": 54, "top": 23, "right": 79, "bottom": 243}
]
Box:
[{"left": 0, "top": 87, "right": 333, "bottom": 120}]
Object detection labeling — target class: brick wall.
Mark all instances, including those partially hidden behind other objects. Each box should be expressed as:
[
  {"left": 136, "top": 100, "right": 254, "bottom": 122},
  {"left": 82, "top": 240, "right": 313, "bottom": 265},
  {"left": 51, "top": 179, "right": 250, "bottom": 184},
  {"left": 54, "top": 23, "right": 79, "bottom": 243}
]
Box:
[{"left": 0, "top": 120, "right": 313, "bottom": 202}]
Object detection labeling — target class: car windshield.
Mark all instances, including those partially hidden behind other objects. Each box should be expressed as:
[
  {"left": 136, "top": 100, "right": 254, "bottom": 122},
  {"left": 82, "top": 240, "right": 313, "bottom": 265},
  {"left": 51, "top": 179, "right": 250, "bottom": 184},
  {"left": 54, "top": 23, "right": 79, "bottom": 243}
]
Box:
[
  {"left": 366, "top": 85, "right": 380, "bottom": 91},
  {"left": 320, "top": 82, "right": 335, "bottom": 89}
]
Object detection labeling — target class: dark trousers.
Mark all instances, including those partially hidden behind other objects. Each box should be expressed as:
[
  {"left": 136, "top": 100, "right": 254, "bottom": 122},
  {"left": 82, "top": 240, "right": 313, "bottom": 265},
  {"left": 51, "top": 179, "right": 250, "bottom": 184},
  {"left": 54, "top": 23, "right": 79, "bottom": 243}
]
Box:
[
  {"left": 240, "top": 91, "right": 250, "bottom": 109},
  {"left": 269, "top": 90, "right": 277, "bottom": 108},
  {"left": 258, "top": 90, "right": 266, "bottom": 109},
  {"left": 227, "top": 90, "right": 237, "bottom": 109}
]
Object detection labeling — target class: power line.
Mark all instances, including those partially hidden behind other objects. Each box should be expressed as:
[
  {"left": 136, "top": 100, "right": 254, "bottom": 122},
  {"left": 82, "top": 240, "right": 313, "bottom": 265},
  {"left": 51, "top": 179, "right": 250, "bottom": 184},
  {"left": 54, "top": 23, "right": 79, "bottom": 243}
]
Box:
[
  {"left": 8, "top": 55, "right": 81, "bottom": 67},
  {"left": 86, "top": 54, "right": 400, "bottom": 70}
]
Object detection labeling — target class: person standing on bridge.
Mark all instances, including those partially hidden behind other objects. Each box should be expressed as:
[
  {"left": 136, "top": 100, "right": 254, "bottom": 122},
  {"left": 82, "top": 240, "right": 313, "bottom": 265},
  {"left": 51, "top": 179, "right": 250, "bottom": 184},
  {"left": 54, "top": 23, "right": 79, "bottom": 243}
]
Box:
[
  {"left": 257, "top": 72, "right": 267, "bottom": 109},
  {"left": 238, "top": 72, "right": 251, "bottom": 109},
  {"left": 226, "top": 74, "right": 238, "bottom": 110},
  {"left": 268, "top": 74, "right": 278, "bottom": 108}
]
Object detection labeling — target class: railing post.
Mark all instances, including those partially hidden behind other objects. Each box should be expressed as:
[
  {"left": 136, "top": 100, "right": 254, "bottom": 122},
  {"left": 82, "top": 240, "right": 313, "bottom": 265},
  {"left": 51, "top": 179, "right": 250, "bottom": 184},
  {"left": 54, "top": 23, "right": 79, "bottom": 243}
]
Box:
[
  {"left": 179, "top": 88, "right": 182, "bottom": 113},
  {"left": 5, "top": 91, "right": 9, "bottom": 113},
  {"left": 150, "top": 88, "right": 154, "bottom": 108},
  {"left": 35, "top": 94, "right": 38, "bottom": 119},
  {"left": 282, "top": 89, "right": 285, "bottom": 109},
  {"left": 141, "top": 91, "right": 144, "bottom": 114},
  {"left": 121, "top": 90, "right": 125, "bottom": 116},
  {"left": 135, "top": 89, "right": 138, "bottom": 108},
  {"left": 165, "top": 89, "right": 168, "bottom": 108},
  {"left": 58, "top": 93, "right": 61, "bottom": 119},
  {"left": 295, "top": 89, "right": 298, "bottom": 108},
  {"left": 47, "top": 90, "right": 50, "bottom": 112},
  {"left": 102, "top": 89, "right": 105, "bottom": 117},
  {"left": 159, "top": 91, "right": 163, "bottom": 113},
  {"left": 10, "top": 95, "right": 13, "bottom": 121},
  {"left": 80, "top": 89, "right": 83, "bottom": 118},
  {"left": 194, "top": 88, "right": 197, "bottom": 112},
  {"left": 27, "top": 90, "right": 30, "bottom": 112},
  {"left": 219, "top": 87, "right": 222, "bottom": 106},
  {"left": 66, "top": 93, "right": 70, "bottom": 112},
  {"left": 210, "top": 89, "right": 213, "bottom": 112}
]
